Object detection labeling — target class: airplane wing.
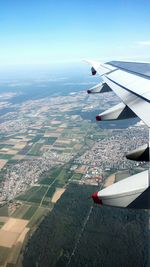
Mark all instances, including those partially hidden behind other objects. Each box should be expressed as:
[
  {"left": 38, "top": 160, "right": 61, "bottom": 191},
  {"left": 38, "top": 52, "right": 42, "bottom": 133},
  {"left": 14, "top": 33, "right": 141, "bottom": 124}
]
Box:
[
  {"left": 92, "top": 170, "right": 150, "bottom": 209},
  {"left": 86, "top": 60, "right": 150, "bottom": 208},
  {"left": 86, "top": 60, "right": 150, "bottom": 127}
]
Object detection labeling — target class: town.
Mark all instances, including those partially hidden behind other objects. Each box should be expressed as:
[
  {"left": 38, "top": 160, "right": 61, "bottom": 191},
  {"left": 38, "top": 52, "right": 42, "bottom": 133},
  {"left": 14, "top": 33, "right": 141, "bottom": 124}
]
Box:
[{"left": 0, "top": 91, "right": 148, "bottom": 204}]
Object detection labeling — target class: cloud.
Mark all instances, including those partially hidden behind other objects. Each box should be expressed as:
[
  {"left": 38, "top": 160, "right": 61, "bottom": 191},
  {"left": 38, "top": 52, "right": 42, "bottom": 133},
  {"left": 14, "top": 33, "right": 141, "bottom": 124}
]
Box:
[
  {"left": 63, "top": 82, "right": 96, "bottom": 86},
  {"left": 137, "top": 41, "right": 150, "bottom": 46}
]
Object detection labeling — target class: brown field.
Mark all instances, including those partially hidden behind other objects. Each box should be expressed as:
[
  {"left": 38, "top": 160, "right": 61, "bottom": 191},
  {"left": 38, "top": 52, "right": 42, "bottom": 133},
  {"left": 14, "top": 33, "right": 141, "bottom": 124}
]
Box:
[
  {"left": 0, "top": 217, "right": 9, "bottom": 223},
  {"left": 2, "top": 218, "right": 28, "bottom": 233},
  {"left": 53, "top": 147, "right": 64, "bottom": 151},
  {"left": 56, "top": 139, "right": 71, "bottom": 144},
  {"left": 104, "top": 174, "right": 116, "bottom": 187},
  {"left": 56, "top": 127, "right": 65, "bottom": 132},
  {"left": 51, "top": 188, "right": 66, "bottom": 203},
  {"left": 0, "top": 218, "right": 29, "bottom": 248},
  {"left": 51, "top": 120, "right": 61, "bottom": 124},
  {"left": 14, "top": 135, "right": 31, "bottom": 141},
  {"left": 13, "top": 142, "right": 27, "bottom": 150},
  {"left": 0, "top": 149, "right": 18, "bottom": 155},
  {"left": 0, "top": 230, "right": 20, "bottom": 248},
  {"left": 75, "top": 165, "right": 88, "bottom": 174},
  {"left": 12, "top": 154, "right": 25, "bottom": 160},
  {"left": 0, "top": 148, "right": 9, "bottom": 152},
  {"left": 3, "top": 139, "right": 20, "bottom": 145},
  {"left": 0, "top": 218, "right": 30, "bottom": 266},
  {"left": 74, "top": 144, "right": 82, "bottom": 150},
  {"left": 17, "top": 227, "right": 29, "bottom": 243},
  {"left": 7, "top": 242, "right": 23, "bottom": 265},
  {"left": 0, "top": 159, "right": 8, "bottom": 169},
  {"left": 59, "top": 123, "right": 67, "bottom": 128},
  {"left": 44, "top": 132, "right": 60, "bottom": 137}
]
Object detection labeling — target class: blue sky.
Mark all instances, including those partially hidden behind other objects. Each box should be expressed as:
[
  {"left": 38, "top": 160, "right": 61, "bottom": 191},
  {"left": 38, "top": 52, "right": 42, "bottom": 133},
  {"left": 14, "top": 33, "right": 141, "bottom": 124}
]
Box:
[{"left": 0, "top": 0, "right": 150, "bottom": 66}]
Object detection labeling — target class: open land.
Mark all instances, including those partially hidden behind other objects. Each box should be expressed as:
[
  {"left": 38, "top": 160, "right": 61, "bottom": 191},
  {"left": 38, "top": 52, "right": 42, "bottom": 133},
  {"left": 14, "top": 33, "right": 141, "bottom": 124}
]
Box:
[{"left": 0, "top": 85, "right": 149, "bottom": 266}]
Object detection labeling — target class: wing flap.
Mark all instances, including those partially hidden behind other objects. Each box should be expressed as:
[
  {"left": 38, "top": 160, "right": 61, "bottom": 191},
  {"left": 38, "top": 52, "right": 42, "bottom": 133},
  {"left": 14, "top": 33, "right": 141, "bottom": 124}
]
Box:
[
  {"left": 104, "top": 75, "right": 150, "bottom": 127},
  {"left": 86, "top": 60, "right": 150, "bottom": 126}
]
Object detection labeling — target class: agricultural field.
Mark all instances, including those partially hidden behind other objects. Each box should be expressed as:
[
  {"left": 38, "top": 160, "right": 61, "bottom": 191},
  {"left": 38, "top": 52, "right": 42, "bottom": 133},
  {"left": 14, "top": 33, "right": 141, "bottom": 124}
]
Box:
[
  {"left": 22, "top": 206, "right": 38, "bottom": 220},
  {"left": 52, "top": 169, "right": 73, "bottom": 187},
  {"left": 43, "top": 136, "right": 57, "bottom": 145},
  {"left": 16, "top": 186, "right": 40, "bottom": 202},
  {"left": 0, "top": 169, "right": 7, "bottom": 183},
  {"left": 39, "top": 177, "right": 56, "bottom": 185},
  {"left": 71, "top": 173, "right": 83, "bottom": 180},
  {"left": 0, "top": 221, "right": 5, "bottom": 228},
  {"left": 40, "top": 166, "right": 62, "bottom": 180},
  {"left": 0, "top": 154, "right": 13, "bottom": 160},
  {"left": 28, "top": 207, "right": 49, "bottom": 228},
  {"left": 0, "top": 247, "right": 11, "bottom": 266},
  {"left": 27, "top": 143, "right": 43, "bottom": 156},
  {"left": 11, "top": 204, "right": 30, "bottom": 219},
  {"left": 26, "top": 186, "right": 48, "bottom": 204},
  {"left": 45, "top": 186, "right": 56, "bottom": 198},
  {"left": 31, "top": 134, "right": 43, "bottom": 143}
]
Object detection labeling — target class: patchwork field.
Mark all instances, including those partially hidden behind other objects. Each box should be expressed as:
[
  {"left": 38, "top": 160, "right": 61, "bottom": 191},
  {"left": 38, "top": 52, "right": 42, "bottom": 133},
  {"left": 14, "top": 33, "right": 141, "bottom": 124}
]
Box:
[
  {"left": 27, "top": 143, "right": 43, "bottom": 156},
  {"left": 104, "top": 174, "right": 116, "bottom": 187},
  {"left": 11, "top": 204, "right": 30, "bottom": 219},
  {"left": 71, "top": 173, "right": 83, "bottom": 180},
  {"left": 0, "top": 159, "right": 7, "bottom": 169},
  {"left": 0, "top": 218, "right": 29, "bottom": 248},
  {"left": 51, "top": 188, "right": 66, "bottom": 203},
  {"left": 28, "top": 207, "right": 49, "bottom": 228},
  {"left": 0, "top": 217, "right": 30, "bottom": 266}
]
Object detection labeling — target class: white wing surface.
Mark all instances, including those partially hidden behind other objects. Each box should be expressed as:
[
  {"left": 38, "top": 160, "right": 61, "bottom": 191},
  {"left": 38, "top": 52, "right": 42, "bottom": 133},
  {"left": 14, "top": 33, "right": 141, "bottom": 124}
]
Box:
[{"left": 86, "top": 60, "right": 150, "bottom": 127}]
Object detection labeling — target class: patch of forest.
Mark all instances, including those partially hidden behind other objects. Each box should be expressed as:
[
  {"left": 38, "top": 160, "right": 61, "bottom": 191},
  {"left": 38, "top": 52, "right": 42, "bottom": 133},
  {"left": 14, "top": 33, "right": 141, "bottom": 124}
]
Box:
[{"left": 22, "top": 183, "right": 149, "bottom": 267}]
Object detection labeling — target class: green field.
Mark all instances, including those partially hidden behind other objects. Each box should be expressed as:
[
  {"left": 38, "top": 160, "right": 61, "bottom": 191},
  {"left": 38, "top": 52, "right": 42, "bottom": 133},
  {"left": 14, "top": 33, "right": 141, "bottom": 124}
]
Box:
[
  {"left": 23, "top": 206, "right": 38, "bottom": 220},
  {"left": 54, "top": 169, "right": 73, "bottom": 186},
  {"left": 31, "top": 134, "right": 43, "bottom": 143},
  {"left": 28, "top": 143, "right": 43, "bottom": 156},
  {"left": 64, "top": 148, "right": 72, "bottom": 153},
  {"left": 11, "top": 204, "right": 30, "bottom": 218},
  {"left": 0, "top": 169, "right": 7, "bottom": 183},
  {"left": 47, "top": 127, "right": 57, "bottom": 131},
  {"left": 15, "top": 166, "right": 72, "bottom": 208},
  {"left": 0, "top": 247, "right": 11, "bottom": 266},
  {"left": 27, "top": 186, "right": 48, "bottom": 204},
  {"left": 16, "top": 186, "right": 40, "bottom": 202},
  {"left": 39, "top": 177, "right": 56, "bottom": 185},
  {"left": 0, "top": 205, "right": 8, "bottom": 216},
  {"left": 39, "top": 167, "right": 62, "bottom": 180},
  {"left": 44, "top": 137, "right": 57, "bottom": 145},
  {"left": 28, "top": 207, "right": 49, "bottom": 228},
  {"left": 54, "top": 143, "right": 71, "bottom": 148},
  {"left": 42, "top": 197, "right": 52, "bottom": 206},
  {"left": 45, "top": 186, "right": 56, "bottom": 198},
  {"left": 0, "top": 154, "right": 13, "bottom": 160},
  {"left": 0, "top": 222, "right": 5, "bottom": 228},
  {"left": 71, "top": 173, "right": 83, "bottom": 180}
]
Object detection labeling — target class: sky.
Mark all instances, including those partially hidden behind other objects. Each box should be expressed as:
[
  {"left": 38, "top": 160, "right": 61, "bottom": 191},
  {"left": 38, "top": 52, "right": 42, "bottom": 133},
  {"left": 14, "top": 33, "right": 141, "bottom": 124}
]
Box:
[{"left": 0, "top": 0, "right": 150, "bottom": 67}]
